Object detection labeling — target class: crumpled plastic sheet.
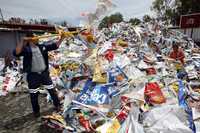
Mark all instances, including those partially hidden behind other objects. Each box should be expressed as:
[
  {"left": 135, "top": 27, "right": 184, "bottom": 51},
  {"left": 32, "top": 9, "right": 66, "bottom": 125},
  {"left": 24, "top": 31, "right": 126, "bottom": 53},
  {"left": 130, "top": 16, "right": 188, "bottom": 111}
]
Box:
[
  {"left": 143, "top": 105, "right": 192, "bottom": 133},
  {"left": 82, "top": 0, "right": 116, "bottom": 25},
  {"left": 41, "top": 21, "right": 200, "bottom": 132},
  {"left": 0, "top": 60, "right": 23, "bottom": 96}
]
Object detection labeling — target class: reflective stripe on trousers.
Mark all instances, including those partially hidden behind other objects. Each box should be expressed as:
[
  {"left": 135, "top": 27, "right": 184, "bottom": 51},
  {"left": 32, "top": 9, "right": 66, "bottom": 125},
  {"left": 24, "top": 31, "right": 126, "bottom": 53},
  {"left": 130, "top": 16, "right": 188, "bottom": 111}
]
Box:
[{"left": 29, "top": 84, "right": 54, "bottom": 93}]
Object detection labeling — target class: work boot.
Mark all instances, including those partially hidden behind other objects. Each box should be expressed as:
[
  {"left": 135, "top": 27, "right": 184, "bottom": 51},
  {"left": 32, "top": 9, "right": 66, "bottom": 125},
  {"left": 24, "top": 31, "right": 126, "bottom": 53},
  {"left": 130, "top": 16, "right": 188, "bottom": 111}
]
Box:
[{"left": 33, "top": 112, "right": 41, "bottom": 118}]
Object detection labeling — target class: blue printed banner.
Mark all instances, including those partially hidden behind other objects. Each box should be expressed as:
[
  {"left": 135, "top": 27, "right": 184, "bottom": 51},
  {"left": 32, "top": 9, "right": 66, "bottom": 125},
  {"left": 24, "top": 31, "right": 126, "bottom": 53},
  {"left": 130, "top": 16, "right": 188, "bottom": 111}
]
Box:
[{"left": 178, "top": 80, "right": 196, "bottom": 133}]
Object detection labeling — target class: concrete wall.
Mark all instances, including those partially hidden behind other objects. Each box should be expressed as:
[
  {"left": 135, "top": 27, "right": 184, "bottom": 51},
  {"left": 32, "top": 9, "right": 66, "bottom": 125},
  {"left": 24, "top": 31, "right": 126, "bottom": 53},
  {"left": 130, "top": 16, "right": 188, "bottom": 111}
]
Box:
[
  {"left": 192, "top": 28, "right": 200, "bottom": 42},
  {"left": 172, "top": 28, "right": 200, "bottom": 43},
  {"left": 0, "top": 31, "right": 26, "bottom": 57}
]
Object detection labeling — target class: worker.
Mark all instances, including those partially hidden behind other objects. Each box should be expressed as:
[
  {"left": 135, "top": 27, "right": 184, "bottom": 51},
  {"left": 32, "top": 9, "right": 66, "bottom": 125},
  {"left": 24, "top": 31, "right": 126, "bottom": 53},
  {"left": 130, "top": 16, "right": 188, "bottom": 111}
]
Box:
[
  {"left": 13, "top": 32, "right": 65, "bottom": 117},
  {"left": 169, "top": 43, "right": 185, "bottom": 65}
]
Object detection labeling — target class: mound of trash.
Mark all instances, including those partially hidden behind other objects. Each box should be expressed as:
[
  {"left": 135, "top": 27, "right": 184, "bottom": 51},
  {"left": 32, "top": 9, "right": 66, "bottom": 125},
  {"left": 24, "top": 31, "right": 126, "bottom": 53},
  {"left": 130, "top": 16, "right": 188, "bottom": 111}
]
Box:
[{"left": 1, "top": 21, "right": 200, "bottom": 133}]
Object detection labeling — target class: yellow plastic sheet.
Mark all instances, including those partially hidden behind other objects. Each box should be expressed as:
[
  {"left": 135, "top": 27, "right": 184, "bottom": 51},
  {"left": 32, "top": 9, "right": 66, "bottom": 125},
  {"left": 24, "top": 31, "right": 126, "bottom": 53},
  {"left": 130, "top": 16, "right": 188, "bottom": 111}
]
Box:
[
  {"left": 92, "top": 61, "right": 107, "bottom": 83},
  {"left": 106, "top": 119, "right": 121, "bottom": 133}
]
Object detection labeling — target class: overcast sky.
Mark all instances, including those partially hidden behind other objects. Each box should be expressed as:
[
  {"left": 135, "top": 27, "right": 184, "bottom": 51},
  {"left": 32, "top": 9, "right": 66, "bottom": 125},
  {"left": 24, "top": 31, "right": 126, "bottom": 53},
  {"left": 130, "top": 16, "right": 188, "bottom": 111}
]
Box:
[{"left": 0, "top": 0, "right": 154, "bottom": 25}]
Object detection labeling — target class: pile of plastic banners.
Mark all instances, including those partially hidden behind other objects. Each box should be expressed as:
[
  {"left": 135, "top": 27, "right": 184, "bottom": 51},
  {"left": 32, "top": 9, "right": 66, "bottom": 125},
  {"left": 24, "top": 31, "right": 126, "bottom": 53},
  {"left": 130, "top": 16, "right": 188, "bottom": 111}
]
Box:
[
  {"left": 2, "top": 21, "right": 200, "bottom": 133},
  {"left": 0, "top": 58, "right": 23, "bottom": 96}
]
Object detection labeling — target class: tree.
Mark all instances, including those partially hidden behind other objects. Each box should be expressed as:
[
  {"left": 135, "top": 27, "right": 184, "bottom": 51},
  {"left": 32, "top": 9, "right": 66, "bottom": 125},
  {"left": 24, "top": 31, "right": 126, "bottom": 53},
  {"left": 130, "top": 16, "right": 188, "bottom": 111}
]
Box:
[
  {"left": 98, "top": 12, "right": 123, "bottom": 29},
  {"left": 61, "top": 21, "right": 68, "bottom": 27},
  {"left": 151, "top": 0, "right": 179, "bottom": 25},
  {"left": 151, "top": 0, "right": 165, "bottom": 16},
  {"left": 98, "top": 16, "right": 110, "bottom": 29},
  {"left": 177, "top": 0, "right": 200, "bottom": 15},
  {"left": 109, "top": 13, "right": 123, "bottom": 24},
  {"left": 40, "top": 19, "right": 48, "bottom": 25},
  {"left": 152, "top": 0, "right": 200, "bottom": 26},
  {"left": 143, "top": 15, "right": 152, "bottom": 23},
  {"left": 129, "top": 18, "right": 141, "bottom": 25}
]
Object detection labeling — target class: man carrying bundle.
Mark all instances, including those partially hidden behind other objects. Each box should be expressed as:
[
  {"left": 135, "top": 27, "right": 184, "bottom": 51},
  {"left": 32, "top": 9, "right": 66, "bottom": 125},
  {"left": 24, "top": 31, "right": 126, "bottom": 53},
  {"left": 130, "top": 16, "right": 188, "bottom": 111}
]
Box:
[{"left": 13, "top": 32, "right": 65, "bottom": 117}]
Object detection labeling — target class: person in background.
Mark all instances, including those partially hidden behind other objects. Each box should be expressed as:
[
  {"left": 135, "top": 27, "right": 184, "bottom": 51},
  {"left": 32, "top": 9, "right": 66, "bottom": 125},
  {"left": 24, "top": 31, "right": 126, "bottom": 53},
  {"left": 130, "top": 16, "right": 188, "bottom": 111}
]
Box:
[
  {"left": 169, "top": 43, "right": 185, "bottom": 65},
  {"left": 13, "top": 32, "right": 65, "bottom": 117}
]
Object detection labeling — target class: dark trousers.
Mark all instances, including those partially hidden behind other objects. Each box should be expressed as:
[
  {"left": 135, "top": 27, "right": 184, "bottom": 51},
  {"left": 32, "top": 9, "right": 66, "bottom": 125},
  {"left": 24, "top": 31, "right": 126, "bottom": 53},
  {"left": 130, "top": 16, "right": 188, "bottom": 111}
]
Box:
[
  {"left": 30, "top": 89, "right": 60, "bottom": 113},
  {"left": 27, "top": 70, "right": 60, "bottom": 113}
]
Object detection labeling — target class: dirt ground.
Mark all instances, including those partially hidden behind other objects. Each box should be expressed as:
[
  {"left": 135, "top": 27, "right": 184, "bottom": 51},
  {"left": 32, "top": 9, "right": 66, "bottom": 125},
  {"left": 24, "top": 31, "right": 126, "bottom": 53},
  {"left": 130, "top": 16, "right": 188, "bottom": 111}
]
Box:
[{"left": 0, "top": 93, "right": 61, "bottom": 133}]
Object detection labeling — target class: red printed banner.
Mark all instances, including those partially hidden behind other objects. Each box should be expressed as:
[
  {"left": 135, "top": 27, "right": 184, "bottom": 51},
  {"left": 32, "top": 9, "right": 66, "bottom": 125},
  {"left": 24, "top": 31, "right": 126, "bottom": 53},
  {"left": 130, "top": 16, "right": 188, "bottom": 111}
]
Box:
[{"left": 180, "top": 13, "right": 200, "bottom": 28}]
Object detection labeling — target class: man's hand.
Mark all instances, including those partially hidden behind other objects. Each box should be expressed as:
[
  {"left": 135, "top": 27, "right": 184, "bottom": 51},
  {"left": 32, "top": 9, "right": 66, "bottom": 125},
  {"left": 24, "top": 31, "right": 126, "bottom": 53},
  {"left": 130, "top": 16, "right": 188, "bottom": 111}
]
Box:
[
  {"left": 60, "top": 31, "right": 66, "bottom": 40},
  {"left": 15, "top": 38, "right": 27, "bottom": 55},
  {"left": 176, "top": 56, "right": 184, "bottom": 60},
  {"left": 56, "top": 32, "right": 66, "bottom": 47}
]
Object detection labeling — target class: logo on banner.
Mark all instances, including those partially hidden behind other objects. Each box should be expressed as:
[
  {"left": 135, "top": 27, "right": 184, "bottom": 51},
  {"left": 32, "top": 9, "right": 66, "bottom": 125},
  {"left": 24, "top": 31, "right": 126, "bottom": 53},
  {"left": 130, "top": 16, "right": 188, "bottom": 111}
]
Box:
[{"left": 186, "top": 18, "right": 194, "bottom": 25}]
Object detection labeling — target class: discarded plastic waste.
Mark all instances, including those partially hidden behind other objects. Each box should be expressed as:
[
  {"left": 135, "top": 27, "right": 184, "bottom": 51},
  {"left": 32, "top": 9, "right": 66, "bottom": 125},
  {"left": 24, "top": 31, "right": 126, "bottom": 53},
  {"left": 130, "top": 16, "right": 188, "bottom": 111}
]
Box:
[{"left": 2, "top": 19, "right": 200, "bottom": 132}]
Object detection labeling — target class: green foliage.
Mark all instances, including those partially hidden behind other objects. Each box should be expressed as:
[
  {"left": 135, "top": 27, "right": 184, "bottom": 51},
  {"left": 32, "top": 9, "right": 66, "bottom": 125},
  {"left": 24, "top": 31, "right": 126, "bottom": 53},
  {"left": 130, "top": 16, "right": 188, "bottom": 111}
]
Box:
[
  {"left": 151, "top": 0, "right": 200, "bottom": 25},
  {"left": 178, "top": 0, "right": 200, "bottom": 15},
  {"left": 98, "top": 12, "right": 123, "bottom": 29},
  {"left": 143, "top": 15, "right": 152, "bottom": 23},
  {"left": 109, "top": 13, "right": 123, "bottom": 23},
  {"left": 129, "top": 18, "right": 141, "bottom": 25},
  {"left": 61, "top": 21, "right": 68, "bottom": 27},
  {"left": 151, "top": 0, "right": 165, "bottom": 14}
]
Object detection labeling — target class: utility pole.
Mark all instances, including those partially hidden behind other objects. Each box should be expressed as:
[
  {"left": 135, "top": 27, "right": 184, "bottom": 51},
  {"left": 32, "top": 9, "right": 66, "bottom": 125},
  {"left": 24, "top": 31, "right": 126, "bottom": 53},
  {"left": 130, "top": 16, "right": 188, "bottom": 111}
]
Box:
[{"left": 0, "top": 8, "right": 5, "bottom": 22}]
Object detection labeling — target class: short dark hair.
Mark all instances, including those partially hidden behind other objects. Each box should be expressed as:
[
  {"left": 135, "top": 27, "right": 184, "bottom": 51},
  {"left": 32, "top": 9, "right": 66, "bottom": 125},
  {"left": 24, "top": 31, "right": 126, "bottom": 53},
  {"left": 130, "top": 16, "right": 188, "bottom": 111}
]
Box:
[
  {"left": 26, "top": 31, "right": 34, "bottom": 37},
  {"left": 172, "top": 42, "right": 179, "bottom": 49}
]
